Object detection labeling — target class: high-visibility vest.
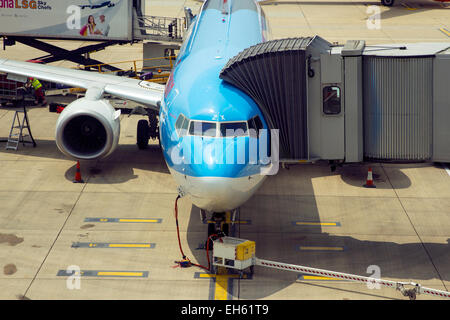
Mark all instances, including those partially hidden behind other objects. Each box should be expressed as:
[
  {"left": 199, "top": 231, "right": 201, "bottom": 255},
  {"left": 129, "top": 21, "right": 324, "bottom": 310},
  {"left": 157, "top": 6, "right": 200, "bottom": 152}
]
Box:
[{"left": 31, "top": 79, "right": 42, "bottom": 90}]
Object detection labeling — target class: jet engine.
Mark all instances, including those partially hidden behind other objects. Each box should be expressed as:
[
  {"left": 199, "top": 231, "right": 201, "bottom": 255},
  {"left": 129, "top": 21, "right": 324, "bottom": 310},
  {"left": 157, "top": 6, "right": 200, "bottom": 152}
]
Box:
[{"left": 55, "top": 98, "right": 121, "bottom": 160}]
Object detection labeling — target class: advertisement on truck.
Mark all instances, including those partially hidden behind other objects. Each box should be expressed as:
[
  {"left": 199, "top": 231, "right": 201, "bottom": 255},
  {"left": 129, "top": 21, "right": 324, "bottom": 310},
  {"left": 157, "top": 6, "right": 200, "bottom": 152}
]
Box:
[{"left": 0, "top": 0, "right": 132, "bottom": 41}]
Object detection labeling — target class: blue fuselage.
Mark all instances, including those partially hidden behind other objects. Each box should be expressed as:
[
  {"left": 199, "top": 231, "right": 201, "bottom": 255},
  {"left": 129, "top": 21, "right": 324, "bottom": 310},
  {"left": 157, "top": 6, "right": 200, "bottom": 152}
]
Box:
[{"left": 159, "top": 0, "right": 270, "bottom": 212}]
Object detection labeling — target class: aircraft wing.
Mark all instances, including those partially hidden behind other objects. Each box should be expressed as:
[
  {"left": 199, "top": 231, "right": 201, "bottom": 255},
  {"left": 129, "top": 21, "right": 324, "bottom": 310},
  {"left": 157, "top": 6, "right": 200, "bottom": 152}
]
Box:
[{"left": 0, "top": 59, "right": 165, "bottom": 110}]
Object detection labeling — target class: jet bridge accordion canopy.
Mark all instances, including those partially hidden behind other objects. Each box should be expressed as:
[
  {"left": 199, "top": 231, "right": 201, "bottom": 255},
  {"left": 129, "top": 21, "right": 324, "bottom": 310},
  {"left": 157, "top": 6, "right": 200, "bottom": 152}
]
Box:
[{"left": 220, "top": 38, "right": 313, "bottom": 160}]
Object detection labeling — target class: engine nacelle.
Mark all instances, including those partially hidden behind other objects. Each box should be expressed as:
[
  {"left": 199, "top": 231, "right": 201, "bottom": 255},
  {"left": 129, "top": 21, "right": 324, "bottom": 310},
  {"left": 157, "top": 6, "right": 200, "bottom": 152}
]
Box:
[{"left": 55, "top": 98, "right": 121, "bottom": 160}]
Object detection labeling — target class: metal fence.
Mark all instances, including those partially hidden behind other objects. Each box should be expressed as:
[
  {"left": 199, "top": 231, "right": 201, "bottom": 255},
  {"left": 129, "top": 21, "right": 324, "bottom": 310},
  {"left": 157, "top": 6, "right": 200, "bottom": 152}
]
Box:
[{"left": 0, "top": 74, "right": 20, "bottom": 99}]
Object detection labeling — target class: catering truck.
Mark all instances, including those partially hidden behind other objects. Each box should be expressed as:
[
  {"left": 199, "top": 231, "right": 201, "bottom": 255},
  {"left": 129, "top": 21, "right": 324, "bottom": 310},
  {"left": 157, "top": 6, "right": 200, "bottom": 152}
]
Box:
[{"left": 0, "top": 0, "right": 133, "bottom": 41}]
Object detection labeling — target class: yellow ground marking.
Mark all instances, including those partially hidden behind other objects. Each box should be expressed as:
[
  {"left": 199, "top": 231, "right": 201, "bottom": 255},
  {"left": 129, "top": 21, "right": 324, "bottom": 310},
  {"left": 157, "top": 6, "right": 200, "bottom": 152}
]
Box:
[
  {"left": 295, "top": 222, "right": 338, "bottom": 226},
  {"left": 299, "top": 246, "right": 345, "bottom": 251},
  {"left": 118, "top": 219, "right": 160, "bottom": 223},
  {"left": 198, "top": 273, "right": 247, "bottom": 300},
  {"left": 108, "top": 244, "right": 152, "bottom": 248},
  {"left": 401, "top": 3, "right": 418, "bottom": 10},
  {"left": 198, "top": 274, "right": 241, "bottom": 279},
  {"left": 97, "top": 271, "right": 144, "bottom": 277},
  {"left": 215, "top": 276, "right": 230, "bottom": 300},
  {"left": 439, "top": 28, "right": 450, "bottom": 37}
]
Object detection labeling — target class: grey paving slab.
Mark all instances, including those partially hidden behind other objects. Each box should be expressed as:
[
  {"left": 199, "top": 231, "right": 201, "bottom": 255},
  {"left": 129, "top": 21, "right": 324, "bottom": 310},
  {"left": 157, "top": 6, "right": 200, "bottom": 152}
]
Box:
[
  {"left": 0, "top": 140, "right": 66, "bottom": 162},
  {"left": 238, "top": 280, "right": 447, "bottom": 300},
  {"left": 399, "top": 198, "right": 450, "bottom": 237},
  {"left": 0, "top": 160, "right": 86, "bottom": 192},
  {"left": 382, "top": 163, "right": 450, "bottom": 198},
  {"left": 263, "top": 0, "right": 450, "bottom": 44},
  {"left": 241, "top": 194, "right": 418, "bottom": 236},
  {"left": 35, "top": 230, "right": 209, "bottom": 282},
  {"left": 64, "top": 193, "right": 194, "bottom": 232},
  {"left": 256, "top": 163, "right": 396, "bottom": 197},
  {"left": 81, "top": 164, "right": 176, "bottom": 194},
  {"left": 249, "top": 233, "right": 441, "bottom": 281},
  {"left": 421, "top": 236, "right": 450, "bottom": 288},
  {"left": 26, "top": 279, "right": 211, "bottom": 300},
  {"left": 0, "top": 229, "right": 57, "bottom": 280},
  {"left": 0, "top": 279, "right": 32, "bottom": 300},
  {"left": 0, "top": 192, "right": 79, "bottom": 231}
]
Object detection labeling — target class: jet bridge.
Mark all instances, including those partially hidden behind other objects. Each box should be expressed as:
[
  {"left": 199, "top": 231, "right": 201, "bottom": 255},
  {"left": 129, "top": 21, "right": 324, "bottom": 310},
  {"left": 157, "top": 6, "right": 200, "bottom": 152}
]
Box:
[
  {"left": 220, "top": 37, "right": 450, "bottom": 163},
  {"left": 221, "top": 38, "right": 317, "bottom": 160}
]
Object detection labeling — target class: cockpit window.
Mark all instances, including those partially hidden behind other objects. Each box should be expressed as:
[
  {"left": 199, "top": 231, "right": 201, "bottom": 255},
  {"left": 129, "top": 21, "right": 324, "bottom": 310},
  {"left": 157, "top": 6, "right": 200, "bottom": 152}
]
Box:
[
  {"left": 176, "top": 116, "right": 263, "bottom": 138},
  {"left": 175, "top": 114, "right": 185, "bottom": 129},
  {"left": 175, "top": 114, "right": 190, "bottom": 136},
  {"left": 220, "top": 122, "right": 248, "bottom": 137},
  {"left": 189, "top": 121, "right": 217, "bottom": 137}
]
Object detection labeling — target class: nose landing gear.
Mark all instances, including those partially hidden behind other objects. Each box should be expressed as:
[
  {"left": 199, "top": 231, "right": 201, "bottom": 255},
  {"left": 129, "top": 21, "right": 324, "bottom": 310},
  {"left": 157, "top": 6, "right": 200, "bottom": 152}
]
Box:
[{"left": 204, "top": 209, "right": 240, "bottom": 250}]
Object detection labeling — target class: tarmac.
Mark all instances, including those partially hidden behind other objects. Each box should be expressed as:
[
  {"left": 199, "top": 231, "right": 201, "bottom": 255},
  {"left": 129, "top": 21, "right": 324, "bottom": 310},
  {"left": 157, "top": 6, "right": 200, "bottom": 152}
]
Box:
[{"left": 0, "top": 0, "right": 449, "bottom": 300}]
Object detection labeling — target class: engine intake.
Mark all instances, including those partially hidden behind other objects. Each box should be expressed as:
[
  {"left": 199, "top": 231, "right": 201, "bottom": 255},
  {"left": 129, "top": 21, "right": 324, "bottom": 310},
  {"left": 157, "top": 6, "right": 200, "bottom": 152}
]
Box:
[{"left": 55, "top": 98, "right": 121, "bottom": 160}]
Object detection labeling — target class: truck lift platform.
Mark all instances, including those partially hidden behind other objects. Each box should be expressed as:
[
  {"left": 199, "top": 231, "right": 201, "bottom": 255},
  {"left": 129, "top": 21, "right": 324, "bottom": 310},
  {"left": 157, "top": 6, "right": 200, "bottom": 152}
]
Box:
[{"left": 212, "top": 236, "right": 450, "bottom": 300}]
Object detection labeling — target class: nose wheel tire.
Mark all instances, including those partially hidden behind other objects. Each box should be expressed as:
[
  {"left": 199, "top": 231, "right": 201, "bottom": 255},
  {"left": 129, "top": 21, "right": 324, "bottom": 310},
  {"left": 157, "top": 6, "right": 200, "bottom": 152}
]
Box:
[{"left": 381, "top": 0, "right": 394, "bottom": 6}]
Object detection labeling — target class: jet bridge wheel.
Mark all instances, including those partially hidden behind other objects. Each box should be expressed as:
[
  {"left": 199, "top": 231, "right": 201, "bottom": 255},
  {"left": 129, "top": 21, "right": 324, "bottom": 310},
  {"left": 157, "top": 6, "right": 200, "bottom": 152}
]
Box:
[
  {"left": 137, "top": 119, "right": 150, "bottom": 149},
  {"left": 381, "top": 0, "right": 395, "bottom": 6}
]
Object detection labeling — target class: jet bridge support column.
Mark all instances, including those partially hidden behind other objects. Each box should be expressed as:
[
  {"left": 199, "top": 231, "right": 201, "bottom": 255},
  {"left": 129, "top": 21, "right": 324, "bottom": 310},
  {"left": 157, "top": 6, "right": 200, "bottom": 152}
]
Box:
[
  {"left": 342, "top": 40, "right": 365, "bottom": 163},
  {"left": 432, "top": 49, "right": 450, "bottom": 162}
]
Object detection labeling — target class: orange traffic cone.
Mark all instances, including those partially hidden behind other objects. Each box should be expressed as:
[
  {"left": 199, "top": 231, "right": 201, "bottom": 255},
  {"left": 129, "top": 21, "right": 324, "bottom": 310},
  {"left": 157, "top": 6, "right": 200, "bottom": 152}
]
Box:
[
  {"left": 73, "top": 161, "right": 84, "bottom": 183},
  {"left": 363, "top": 167, "right": 376, "bottom": 188}
]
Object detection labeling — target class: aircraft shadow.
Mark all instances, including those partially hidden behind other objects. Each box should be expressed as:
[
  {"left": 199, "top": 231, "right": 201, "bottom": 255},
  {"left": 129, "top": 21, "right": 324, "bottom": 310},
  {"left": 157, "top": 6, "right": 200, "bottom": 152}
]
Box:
[
  {"left": 0, "top": 139, "right": 169, "bottom": 184},
  {"left": 68, "top": 144, "right": 170, "bottom": 184},
  {"left": 186, "top": 163, "right": 449, "bottom": 299}
]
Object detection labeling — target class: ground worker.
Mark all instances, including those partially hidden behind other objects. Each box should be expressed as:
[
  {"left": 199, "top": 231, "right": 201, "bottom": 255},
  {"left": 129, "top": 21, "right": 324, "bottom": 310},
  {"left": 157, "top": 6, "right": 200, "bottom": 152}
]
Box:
[{"left": 26, "top": 77, "right": 47, "bottom": 106}]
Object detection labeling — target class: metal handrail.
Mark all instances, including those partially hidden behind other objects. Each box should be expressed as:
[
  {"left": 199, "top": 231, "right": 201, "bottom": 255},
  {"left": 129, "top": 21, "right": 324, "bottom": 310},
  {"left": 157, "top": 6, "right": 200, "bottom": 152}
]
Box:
[
  {"left": 80, "top": 56, "right": 176, "bottom": 72},
  {"left": 135, "top": 15, "right": 185, "bottom": 41},
  {"left": 74, "top": 56, "right": 176, "bottom": 84}
]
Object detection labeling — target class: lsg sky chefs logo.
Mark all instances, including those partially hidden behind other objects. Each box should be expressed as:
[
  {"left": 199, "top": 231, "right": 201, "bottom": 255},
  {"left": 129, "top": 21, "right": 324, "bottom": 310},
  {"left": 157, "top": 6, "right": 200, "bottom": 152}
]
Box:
[{"left": 0, "top": 0, "right": 52, "bottom": 9}]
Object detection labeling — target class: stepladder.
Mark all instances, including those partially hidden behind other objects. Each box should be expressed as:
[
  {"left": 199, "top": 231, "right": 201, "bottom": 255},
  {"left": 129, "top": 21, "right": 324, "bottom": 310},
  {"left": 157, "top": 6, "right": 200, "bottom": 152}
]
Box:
[{"left": 6, "top": 105, "right": 36, "bottom": 151}]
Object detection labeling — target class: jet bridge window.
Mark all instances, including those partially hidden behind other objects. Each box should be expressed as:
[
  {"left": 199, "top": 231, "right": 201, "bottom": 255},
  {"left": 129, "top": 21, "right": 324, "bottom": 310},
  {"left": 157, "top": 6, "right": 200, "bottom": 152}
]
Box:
[
  {"left": 323, "top": 86, "right": 342, "bottom": 115},
  {"left": 220, "top": 122, "right": 248, "bottom": 137},
  {"left": 175, "top": 114, "right": 190, "bottom": 136},
  {"left": 189, "top": 121, "right": 217, "bottom": 137}
]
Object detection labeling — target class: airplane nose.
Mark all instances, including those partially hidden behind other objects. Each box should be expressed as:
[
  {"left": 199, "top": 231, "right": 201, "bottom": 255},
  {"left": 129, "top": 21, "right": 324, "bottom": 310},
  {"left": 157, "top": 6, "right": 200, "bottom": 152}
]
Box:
[
  {"left": 182, "top": 137, "right": 251, "bottom": 178},
  {"left": 172, "top": 136, "right": 266, "bottom": 212},
  {"left": 184, "top": 174, "right": 266, "bottom": 212},
  {"left": 189, "top": 162, "right": 247, "bottom": 178}
]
